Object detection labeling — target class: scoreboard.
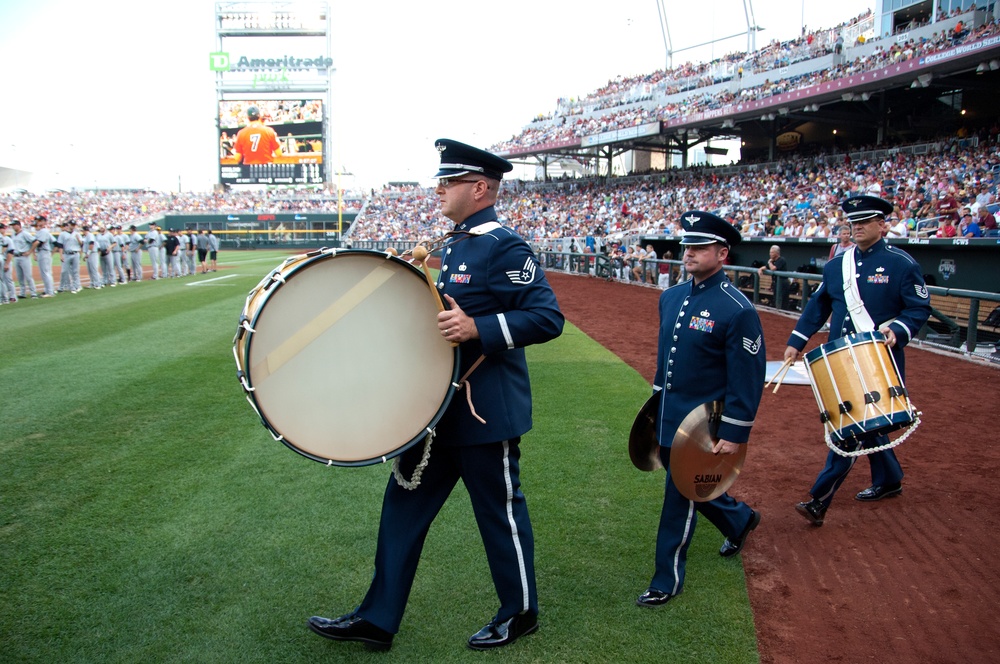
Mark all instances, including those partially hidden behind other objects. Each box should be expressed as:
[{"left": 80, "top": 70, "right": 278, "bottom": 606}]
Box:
[{"left": 218, "top": 99, "right": 325, "bottom": 186}]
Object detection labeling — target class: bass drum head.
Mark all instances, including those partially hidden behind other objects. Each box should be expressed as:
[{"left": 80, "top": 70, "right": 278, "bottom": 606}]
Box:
[{"left": 243, "top": 250, "right": 458, "bottom": 465}]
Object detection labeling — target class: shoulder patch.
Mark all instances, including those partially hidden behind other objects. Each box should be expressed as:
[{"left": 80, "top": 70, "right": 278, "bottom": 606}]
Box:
[
  {"left": 915, "top": 283, "right": 929, "bottom": 299},
  {"left": 743, "top": 335, "right": 762, "bottom": 355},
  {"left": 506, "top": 258, "right": 537, "bottom": 285}
]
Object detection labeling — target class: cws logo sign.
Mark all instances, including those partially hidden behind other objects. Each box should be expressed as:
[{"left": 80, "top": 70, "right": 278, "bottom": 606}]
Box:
[{"left": 209, "top": 52, "right": 230, "bottom": 71}]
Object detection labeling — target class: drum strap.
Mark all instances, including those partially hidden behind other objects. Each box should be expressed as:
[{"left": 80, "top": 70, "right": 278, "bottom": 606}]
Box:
[
  {"left": 456, "top": 355, "right": 488, "bottom": 424},
  {"left": 841, "top": 247, "right": 876, "bottom": 332}
]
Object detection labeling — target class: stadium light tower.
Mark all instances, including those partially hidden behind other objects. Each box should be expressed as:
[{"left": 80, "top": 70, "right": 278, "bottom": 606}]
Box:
[
  {"left": 656, "top": 0, "right": 673, "bottom": 70},
  {"left": 657, "top": 0, "right": 763, "bottom": 68}
]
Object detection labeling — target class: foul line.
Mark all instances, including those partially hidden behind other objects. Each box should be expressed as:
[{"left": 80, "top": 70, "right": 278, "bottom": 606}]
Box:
[{"left": 186, "top": 274, "right": 240, "bottom": 286}]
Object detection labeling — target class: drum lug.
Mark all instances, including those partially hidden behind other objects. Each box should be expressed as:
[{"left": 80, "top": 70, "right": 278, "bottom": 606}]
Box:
[
  {"left": 889, "top": 386, "right": 907, "bottom": 398},
  {"left": 864, "top": 391, "right": 881, "bottom": 404},
  {"left": 819, "top": 410, "right": 831, "bottom": 423},
  {"left": 838, "top": 401, "right": 853, "bottom": 414}
]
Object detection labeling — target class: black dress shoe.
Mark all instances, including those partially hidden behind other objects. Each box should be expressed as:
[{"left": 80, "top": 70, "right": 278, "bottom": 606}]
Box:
[
  {"left": 795, "top": 499, "right": 826, "bottom": 526},
  {"left": 855, "top": 483, "right": 902, "bottom": 502},
  {"left": 467, "top": 612, "right": 538, "bottom": 650},
  {"left": 719, "top": 509, "right": 761, "bottom": 557},
  {"left": 307, "top": 613, "right": 393, "bottom": 651},
  {"left": 635, "top": 589, "right": 676, "bottom": 607}
]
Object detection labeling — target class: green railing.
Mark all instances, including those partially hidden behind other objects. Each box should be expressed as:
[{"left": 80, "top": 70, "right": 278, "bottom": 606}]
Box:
[{"left": 539, "top": 250, "right": 1000, "bottom": 356}]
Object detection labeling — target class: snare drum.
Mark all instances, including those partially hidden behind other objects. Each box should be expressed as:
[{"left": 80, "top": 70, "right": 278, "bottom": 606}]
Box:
[
  {"left": 803, "top": 331, "right": 915, "bottom": 446},
  {"left": 234, "top": 248, "right": 459, "bottom": 466}
]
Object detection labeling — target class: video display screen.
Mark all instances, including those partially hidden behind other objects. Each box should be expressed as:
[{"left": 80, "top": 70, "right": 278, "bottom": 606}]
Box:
[{"left": 219, "top": 99, "right": 325, "bottom": 185}]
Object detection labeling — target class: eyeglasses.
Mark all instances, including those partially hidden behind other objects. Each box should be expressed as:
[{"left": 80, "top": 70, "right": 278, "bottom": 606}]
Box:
[{"left": 437, "top": 177, "right": 481, "bottom": 188}]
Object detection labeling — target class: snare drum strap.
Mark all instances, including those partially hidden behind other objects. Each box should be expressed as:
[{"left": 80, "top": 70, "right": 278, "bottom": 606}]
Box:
[{"left": 841, "top": 246, "right": 876, "bottom": 333}]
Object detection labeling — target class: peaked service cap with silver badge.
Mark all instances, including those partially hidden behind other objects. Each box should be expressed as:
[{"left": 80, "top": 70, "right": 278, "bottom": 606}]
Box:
[
  {"left": 842, "top": 194, "right": 893, "bottom": 223},
  {"left": 433, "top": 138, "right": 513, "bottom": 181},
  {"left": 678, "top": 210, "right": 741, "bottom": 247}
]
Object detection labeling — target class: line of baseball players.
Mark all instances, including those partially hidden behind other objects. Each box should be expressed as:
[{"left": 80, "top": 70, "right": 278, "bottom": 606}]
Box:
[{"left": 1, "top": 217, "right": 219, "bottom": 303}]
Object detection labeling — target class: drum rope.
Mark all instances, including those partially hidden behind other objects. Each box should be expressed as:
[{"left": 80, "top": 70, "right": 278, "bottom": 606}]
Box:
[
  {"left": 392, "top": 430, "right": 434, "bottom": 490},
  {"left": 825, "top": 413, "right": 920, "bottom": 458}
]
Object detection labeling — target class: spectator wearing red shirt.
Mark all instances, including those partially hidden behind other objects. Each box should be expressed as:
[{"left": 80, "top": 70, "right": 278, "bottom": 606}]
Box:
[
  {"left": 977, "top": 206, "right": 997, "bottom": 235},
  {"left": 935, "top": 217, "right": 958, "bottom": 238},
  {"left": 935, "top": 191, "right": 960, "bottom": 222}
]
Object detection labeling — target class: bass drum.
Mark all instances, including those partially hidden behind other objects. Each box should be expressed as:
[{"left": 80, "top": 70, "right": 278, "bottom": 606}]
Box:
[{"left": 234, "top": 248, "right": 459, "bottom": 466}]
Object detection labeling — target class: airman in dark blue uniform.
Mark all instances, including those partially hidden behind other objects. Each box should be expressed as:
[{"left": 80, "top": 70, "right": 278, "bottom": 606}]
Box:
[
  {"left": 308, "top": 139, "right": 563, "bottom": 652},
  {"left": 784, "top": 195, "right": 931, "bottom": 526},
  {"left": 637, "top": 211, "right": 766, "bottom": 607}
]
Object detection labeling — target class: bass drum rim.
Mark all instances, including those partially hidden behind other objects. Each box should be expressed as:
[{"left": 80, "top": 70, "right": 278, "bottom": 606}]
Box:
[{"left": 236, "top": 248, "right": 460, "bottom": 467}]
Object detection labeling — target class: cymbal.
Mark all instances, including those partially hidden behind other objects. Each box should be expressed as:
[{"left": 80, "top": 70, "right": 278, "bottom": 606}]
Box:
[
  {"left": 628, "top": 391, "right": 663, "bottom": 471},
  {"left": 670, "top": 401, "right": 747, "bottom": 502}
]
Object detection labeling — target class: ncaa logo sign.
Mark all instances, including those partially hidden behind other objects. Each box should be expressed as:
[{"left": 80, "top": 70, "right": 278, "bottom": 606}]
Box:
[{"left": 209, "top": 52, "right": 230, "bottom": 71}]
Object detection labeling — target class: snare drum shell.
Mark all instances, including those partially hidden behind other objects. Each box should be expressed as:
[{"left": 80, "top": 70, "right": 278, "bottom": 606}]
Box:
[
  {"left": 804, "top": 331, "right": 913, "bottom": 441},
  {"left": 236, "top": 249, "right": 459, "bottom": 466}
]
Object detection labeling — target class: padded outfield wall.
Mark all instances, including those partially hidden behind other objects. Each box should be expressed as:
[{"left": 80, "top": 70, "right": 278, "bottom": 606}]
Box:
[{"left": 154, "top": 212, "right": 357, "bottom": 249}]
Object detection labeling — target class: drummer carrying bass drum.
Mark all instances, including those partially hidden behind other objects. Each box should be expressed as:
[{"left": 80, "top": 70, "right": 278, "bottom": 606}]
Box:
[
  {"left": 784, "top": 195, "right": 931, "bottom": 526},
  {"left": 307, "top": 139, "right": 564, "bottom": 652}
]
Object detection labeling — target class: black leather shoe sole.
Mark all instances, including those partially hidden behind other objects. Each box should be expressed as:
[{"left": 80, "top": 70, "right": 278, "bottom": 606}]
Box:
[
  {"left": 636, "top": 589, "right": 676, "bottom": 607},
  {"left": 307, "top": 617, "right": 392, "bottom": 652},
  {"left": 795, "top": 501, "right": 825, "bottom": 526},
  {"left": 855, "top": 485, "right": 902, "bottom": 502},
  {"left": 467, "top": 614, "right": 539, "bottom": 650}
]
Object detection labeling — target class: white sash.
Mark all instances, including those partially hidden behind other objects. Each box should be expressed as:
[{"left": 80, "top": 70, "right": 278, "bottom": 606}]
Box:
[{"left": 841, "top": 246, "right": 876, "bottom": 333}]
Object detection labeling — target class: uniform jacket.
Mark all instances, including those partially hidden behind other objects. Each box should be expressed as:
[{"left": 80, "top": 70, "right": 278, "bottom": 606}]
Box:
[
  {"left": 434, "top": 206, "right": 564, "bottom": 446},
  {"left": 787, "top": 238, "right": 931, "bottom": 377},
  {"left": 654, "top": 269, "right": 765, "bottom": 445}
]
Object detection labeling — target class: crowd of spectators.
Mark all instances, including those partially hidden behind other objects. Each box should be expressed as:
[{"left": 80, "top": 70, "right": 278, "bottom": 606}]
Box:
[
  {"left": 530, "top": 11, "right": 874, "bottom": 129},
  {"left": 0, "top": 189, "right": 363, "bottom": 231},
  {"left": 490, "top": 11, "right": 999, "bottom": 154},
  {"left": 348, "top": 132, "right": 1000, "bottom": 246}
]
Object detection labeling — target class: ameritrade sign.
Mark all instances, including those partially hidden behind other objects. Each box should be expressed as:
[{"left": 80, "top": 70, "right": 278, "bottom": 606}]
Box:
[{"left": 209, "top": 51, "right": 333, "bottom": 72}]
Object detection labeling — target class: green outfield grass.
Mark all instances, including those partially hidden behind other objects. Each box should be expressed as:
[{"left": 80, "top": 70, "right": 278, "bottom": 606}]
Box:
[{"left": 0, "top": 250, "right": 758, "bottom": 663}]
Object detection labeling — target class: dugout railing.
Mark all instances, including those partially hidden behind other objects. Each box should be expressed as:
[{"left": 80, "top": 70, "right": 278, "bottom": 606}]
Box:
[{"left": 539, "top": 249, "right": 1000, "bottom": 359}]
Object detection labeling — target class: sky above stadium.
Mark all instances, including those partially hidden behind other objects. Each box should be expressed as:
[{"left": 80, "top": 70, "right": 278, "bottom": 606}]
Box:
[{"left": 0, "top": 0, "right": 873, "bottom": 192}]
